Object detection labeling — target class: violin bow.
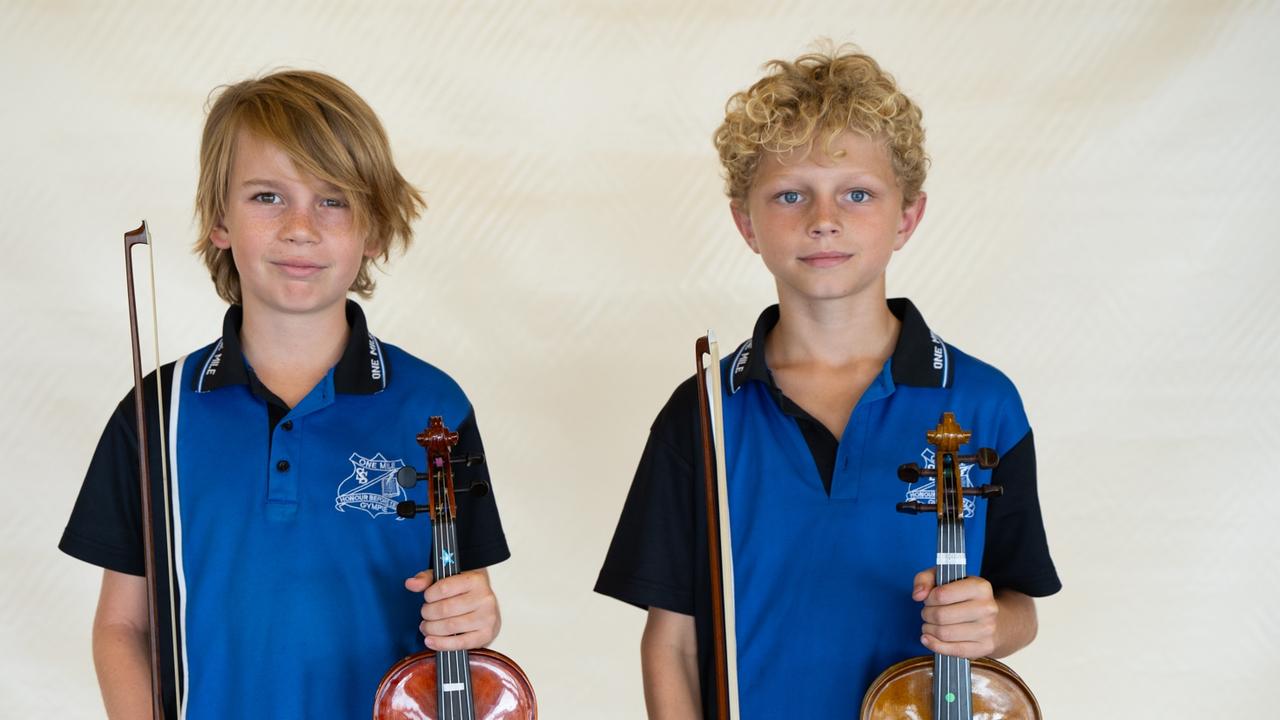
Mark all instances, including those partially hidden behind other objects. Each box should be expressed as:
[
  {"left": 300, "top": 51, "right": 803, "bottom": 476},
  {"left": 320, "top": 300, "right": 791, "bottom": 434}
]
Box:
[
  {"left": 124, "top": 221, "right": 180, "bottom": 719},
  {"left": 695, "top": 332, "right": 740, "bottom": 720}
]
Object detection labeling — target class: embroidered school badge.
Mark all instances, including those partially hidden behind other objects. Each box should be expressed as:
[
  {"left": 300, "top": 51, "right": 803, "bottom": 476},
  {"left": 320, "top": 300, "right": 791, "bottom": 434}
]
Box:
[
  {"left": 901, "top": 447, "right": 977, "bottom": 518},
  {"left": 335, "top": 452, "right": 407, "bottom": 519}
]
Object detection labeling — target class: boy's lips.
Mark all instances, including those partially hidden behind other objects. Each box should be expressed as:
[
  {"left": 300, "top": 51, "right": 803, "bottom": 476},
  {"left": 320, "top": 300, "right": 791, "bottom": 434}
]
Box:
[
  {"left": 272, "top": 259, "right": 326, "bottom": 278},
  {"left": 799, "top": 251, "right": 852, "bottom": 268}
]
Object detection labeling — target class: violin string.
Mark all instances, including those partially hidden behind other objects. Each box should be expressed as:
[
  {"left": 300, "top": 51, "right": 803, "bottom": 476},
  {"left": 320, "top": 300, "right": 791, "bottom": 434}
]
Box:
[
  {"left": 947, "top": 461, "right": 955, "bottom": 720},
  {"left": 447, "top": 467, "right": 462, "bottom": 719},
  {"left": 455, "top": 474, "right": 474, "bottom": 720},
  {"left": 434, "top": 463, "right": 454, "bottom": 720},
  {"left": 935, "top": 452, "right": 970, "bottom": 720},
  {"left": 431, "top": 462, "right": 446, "bottom": 720}
]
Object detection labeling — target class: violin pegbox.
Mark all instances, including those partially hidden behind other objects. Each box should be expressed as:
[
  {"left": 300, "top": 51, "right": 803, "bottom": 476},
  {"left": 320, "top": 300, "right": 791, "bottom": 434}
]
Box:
[
  {"left": 895, "top": 412, "right": 1002, "bottom": 517},
  {"left": 395, "top": 417, "right": 489, "bottom": 520}
]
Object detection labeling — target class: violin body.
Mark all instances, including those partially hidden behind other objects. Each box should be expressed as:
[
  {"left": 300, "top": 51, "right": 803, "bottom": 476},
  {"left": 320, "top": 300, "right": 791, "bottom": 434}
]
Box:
[
  {"left": 372, "top": 648, "right": 536, "bottom": 720},
  {"left": 860, "top": 656, "right": 1041, "bottom": 720}
]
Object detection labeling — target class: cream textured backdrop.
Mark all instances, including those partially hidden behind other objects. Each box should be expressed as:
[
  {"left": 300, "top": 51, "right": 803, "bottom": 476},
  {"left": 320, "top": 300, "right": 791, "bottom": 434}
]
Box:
[{"left": 2, "top": 1, "right": 1276, "bottom": 717}]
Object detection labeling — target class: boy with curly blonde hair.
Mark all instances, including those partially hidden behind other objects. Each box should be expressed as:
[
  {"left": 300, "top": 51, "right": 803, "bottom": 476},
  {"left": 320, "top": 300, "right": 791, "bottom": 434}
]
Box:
[
  {"left": 597, "top": 48, "right": 1059, "bottom": 717},
  {"left": 61, "top": 70, "right": 510, "bottom": 718}
]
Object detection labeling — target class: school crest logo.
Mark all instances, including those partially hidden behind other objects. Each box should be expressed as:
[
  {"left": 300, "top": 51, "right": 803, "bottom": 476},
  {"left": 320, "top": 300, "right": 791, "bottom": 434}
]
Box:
[
  {"left": 902, "top": 447, "right": 977, "bottom": 518},
  {"left": 335, "top": 452, "right": 406, "bottom": 519}
]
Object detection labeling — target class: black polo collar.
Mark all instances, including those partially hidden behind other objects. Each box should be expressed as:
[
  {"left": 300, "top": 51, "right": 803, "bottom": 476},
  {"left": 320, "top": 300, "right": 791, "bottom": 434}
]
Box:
[
  {"left": 193, "top": 300, "right": 389, "bottom": 395},
  {"left": 726, "top": 298, "right": 951, "bottom": 394}
]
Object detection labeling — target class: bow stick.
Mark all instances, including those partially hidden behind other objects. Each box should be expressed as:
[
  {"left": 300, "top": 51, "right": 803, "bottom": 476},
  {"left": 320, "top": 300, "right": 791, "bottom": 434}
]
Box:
[
  {"left": 695, "top": 332, "right": 740, "bottom": 720},
  {"left": 124, "top": 221, "right": 180, "bottom": 719}
]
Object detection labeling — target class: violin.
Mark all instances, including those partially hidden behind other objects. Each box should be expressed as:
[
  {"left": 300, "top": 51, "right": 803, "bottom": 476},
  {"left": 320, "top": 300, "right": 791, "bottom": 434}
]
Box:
[
  {"left": 372, "top": 416, "right": 536, "bottom": 720},
  {"left": 860, "top": 412, "right": 1041, "bottom": 719}
]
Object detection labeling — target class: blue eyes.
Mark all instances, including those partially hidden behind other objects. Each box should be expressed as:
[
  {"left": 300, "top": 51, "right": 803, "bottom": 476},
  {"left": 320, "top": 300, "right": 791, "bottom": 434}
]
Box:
[
  {"left": 252, "top": 192, "right": 281, "bottom": 204},
  {"left": 774, "top": 190, "right": 871, "bottom": 205}
]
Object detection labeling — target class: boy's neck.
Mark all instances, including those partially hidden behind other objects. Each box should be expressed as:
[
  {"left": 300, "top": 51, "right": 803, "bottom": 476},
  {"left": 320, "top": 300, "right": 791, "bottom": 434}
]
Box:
[
  {"left": 767, "top": 291, "right": 900, "bottom": 369},
  {"left": 238, "top": 299, "right": 352, "bottom": 408}
]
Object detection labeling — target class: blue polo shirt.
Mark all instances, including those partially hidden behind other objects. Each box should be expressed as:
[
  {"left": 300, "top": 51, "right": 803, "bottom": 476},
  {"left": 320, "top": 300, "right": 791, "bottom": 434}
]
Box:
[
  {"left": 595, "top": 299, "right": 1059, "bottom": 718},
  {"left": 61, "top": 301, "right": 509, "bottom": 718}
]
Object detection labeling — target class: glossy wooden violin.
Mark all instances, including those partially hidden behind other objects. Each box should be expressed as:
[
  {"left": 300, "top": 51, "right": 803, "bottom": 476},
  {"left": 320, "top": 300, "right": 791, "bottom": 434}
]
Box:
[
  {"left": 372, "top": 416, "right": 536, "bottom": 720},
  {"left": 860, "top": 413, "right": 1041, "bottom": 720}
]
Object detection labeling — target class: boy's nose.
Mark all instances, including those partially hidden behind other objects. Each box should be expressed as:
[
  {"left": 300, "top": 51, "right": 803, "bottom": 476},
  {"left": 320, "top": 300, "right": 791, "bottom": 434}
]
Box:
[
  {"left": 280, "top": 206, "right": 320, "bottom": 244},
  {"left": 808, "top": 201, "right": 841, "bottom": 238}
]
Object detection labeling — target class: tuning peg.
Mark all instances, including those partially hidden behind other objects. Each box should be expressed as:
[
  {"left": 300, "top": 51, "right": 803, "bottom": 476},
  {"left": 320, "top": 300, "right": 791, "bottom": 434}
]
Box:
[
  {"left": 462, "top": 479, "right": 489, "bottom": 497},
  {"left": 957, "top": 448, "right": 999, "bottom": 469},
  {"left": 897, "top": 463, "right": 925, "bottom": 483},
  {"left": 963, "top": 484, "right": 1004, "bottom": 499},
  {"left": 453, "top": 452, "right": 485, "bottom": 467},
  {"left": 396, "top": 501, "right": 429, "bottom": 519},
  {"left": 896, "top": 501, "right": 936, "bottom": 515},
  {"left": 397, "top": 466, "right": 423, "bottom": 489}
]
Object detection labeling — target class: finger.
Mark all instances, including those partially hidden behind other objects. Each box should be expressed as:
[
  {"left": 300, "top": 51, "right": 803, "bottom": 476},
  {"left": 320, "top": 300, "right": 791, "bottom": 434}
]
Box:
[
  {"left": 922, "top": 596, "right": 997, "bottom": 626},
  {"left": 420, "top": 610, "right": 492, "bottom": 640},
  {"left": 424, "top": 571, "right": 484, "bottom": 603},
  {"left": 421, "top": 590, "right": 497, "bottom": 623},
  {"left": 924, "top": 575, "right": 994, "bottom": 606},
  {"left": 912, "top": 568, "right": 934, "bottom": 602},
  {"left": 921, "top": 632, "right": 994, "bottom": 659},
  {"left": 921, "top": 616, "right": 996, "bottom": 645},
  {"left": 424, "top": 627, "right": 495, "bottom": 652},
  {"left": 404, "top": 569, "right": 434, "bottom": 592}
]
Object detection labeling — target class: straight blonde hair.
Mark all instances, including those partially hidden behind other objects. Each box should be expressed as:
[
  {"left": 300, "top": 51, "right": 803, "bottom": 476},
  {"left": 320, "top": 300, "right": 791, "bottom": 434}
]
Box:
[{"left": 195, "top": 70, "right": 424, "bottom": 304}]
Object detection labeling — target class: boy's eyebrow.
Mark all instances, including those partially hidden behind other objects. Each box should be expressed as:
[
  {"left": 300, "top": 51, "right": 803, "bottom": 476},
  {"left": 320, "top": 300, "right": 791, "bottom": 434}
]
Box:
[
  {"left": 760, "top": 169, "right": 890, "bottom": 185},
  {"left": 239, "top": 178, "right": 347, "bottom": 194}
]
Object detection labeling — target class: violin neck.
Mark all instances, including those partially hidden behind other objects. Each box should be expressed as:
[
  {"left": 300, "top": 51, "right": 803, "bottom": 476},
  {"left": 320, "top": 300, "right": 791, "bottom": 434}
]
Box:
[
  {"left": 933, "top": 449, "right": 972, "bottom": 719},
  {"left": 433, "top": 497, "right": 475, "bottom": 719}
]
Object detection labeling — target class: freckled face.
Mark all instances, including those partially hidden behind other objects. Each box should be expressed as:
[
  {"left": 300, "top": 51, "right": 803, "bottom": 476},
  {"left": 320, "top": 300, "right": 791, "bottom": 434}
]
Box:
[
  {"left": 731, "top": 132, "right": 925, "bottom": 307},
  {"left": 210, "top": 130, "right": 372, "bottom": 319}
]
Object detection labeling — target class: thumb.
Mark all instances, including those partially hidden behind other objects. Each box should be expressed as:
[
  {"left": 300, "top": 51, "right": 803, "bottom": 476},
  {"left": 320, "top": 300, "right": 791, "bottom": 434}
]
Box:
[
  {"left": 912, "top": 568, "right": 934, "bottom": 602},
  {"left": 405, "top": 569, "right": 434, "bottom": 592}
]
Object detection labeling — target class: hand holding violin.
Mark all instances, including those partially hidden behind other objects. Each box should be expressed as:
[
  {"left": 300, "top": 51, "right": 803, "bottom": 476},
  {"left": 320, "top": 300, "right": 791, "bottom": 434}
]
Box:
[
  {"left": 405, "top": 568, "right": 502, "bottom": 651},
  {"left": 912, "top": 569, "right": 1038, "bottom": 660}
]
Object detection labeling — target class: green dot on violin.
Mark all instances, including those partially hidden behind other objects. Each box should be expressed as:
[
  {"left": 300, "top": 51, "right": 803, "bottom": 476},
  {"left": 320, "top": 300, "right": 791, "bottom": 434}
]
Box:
[{"left": 945, "top": 692, "right": 956, "bottom": 703}]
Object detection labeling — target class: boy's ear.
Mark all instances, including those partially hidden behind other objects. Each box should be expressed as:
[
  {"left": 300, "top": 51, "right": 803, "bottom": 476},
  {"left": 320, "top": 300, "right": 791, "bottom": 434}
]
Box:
[
  {"left": 730, "top": 201, "right": 760, "bottom": 253},
  {"left": 361, "top": 233, "right": 379, "bottom": 259},
  {"left": 209, "top": 220, "right": 231, "bottom": 250},
  {"left": 894, "top": 192, "right": 927, "bottom": 251}
]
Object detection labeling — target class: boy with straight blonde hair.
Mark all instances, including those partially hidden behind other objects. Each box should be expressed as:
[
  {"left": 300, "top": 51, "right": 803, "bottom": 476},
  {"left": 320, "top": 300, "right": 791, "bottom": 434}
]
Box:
[
  {"left": 62, "top": 70, "right": 510, "bottom": 718},
  {"left": 597, "top": 48, "right": 1060, "bottom": 717}
]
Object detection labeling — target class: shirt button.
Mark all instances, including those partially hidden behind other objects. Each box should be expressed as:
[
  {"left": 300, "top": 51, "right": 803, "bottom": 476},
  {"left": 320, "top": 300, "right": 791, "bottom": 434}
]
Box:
[
  {"left": 281, "top": 420, "right": 294, "bottom": 431},
  {"left": 277, "top": 460, "right": 290, "bottom": 472}
]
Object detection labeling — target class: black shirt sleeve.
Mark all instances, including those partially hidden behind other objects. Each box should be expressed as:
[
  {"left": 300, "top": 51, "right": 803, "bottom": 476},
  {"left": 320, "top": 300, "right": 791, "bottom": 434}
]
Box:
[
  {"left": 452, "top": 407, "right": 511, "bottom": 571},
  {"left": 59, "top": 364, "right": 175, "bottom": 576},
  {"left": 594, "top": 377, "right": 700, "bottom": 613},
  {"left": 980, "top": 429, "right": 1062, "bottom": 597},
  {"left": 60, "top": 395, "right": 146, "bottom": 574}
]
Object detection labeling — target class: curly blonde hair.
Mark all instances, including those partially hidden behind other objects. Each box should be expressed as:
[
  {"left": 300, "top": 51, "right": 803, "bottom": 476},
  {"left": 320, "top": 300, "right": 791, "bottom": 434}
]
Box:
[
  {"left": 195, "top": 70, "right": 424, "bottom": 304},
  {"left": 713, "top": 47, "right": 927, "bottom": 205}
]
